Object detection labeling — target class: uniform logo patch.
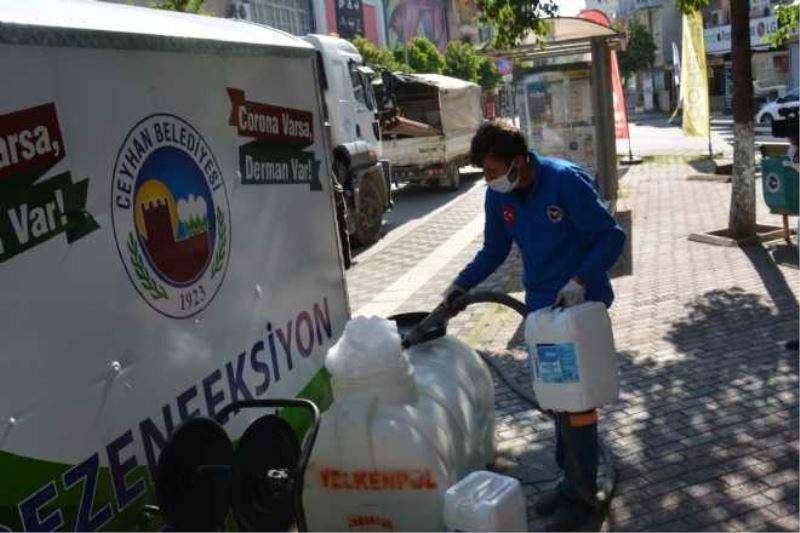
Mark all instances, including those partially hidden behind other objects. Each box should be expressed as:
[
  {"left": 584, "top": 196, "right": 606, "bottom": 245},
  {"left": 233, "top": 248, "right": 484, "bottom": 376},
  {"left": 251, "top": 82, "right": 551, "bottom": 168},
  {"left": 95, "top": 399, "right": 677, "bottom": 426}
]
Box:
[
  {"left": 111, "top": 113, "right": 231, "bottom": 319},
  {"left": 503, "top": 206, "right": 517, "bottom": 225},
  {"left": 547, "top": 205, "right": 564, "bottom": 223},
  {"left": 766, "top": 174, "right": 781, "bottom": 193}
]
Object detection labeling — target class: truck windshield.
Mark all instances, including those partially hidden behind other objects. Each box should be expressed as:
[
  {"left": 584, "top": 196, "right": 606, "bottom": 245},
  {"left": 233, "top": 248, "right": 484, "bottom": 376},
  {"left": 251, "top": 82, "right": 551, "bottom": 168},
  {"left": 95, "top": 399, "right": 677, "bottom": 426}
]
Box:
[
  {"left": 349, "top": 63, "right": 367, "bottom": 107},
  {"left": 348, "top": 62, "right": 375, "bottom": 111},
  {"left": 362, "top": 73, "right": 376, "bottom": 111}
]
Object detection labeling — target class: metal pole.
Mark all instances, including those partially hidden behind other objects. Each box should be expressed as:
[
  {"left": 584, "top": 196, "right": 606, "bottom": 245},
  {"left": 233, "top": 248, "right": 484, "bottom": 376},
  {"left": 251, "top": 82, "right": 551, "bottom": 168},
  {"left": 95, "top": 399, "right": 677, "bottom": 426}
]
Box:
[
  {"left": 628, "top": 136, "right": 634, "bottom": 162},
  {"left": 708, "top": 90, "right": 713, "bottom": 158},
  {"left": 708, "top": 129, "right": 713, "bottom": 158},
  {"left": 591, "top": 38, "right": 618, "bottom": 202}
]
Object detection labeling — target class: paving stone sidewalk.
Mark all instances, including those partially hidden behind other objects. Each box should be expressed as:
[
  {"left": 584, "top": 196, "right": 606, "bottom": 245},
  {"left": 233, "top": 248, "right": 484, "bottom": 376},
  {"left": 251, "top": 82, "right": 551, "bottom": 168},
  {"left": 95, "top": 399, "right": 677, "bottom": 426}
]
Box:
[{"left": 346, "top": 158, "right": 799, "bottom": 532}]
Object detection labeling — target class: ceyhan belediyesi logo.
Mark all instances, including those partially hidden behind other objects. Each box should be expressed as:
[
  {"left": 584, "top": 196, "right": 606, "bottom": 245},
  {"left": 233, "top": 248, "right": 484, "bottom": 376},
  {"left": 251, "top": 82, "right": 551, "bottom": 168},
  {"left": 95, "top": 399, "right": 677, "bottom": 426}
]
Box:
[{"left": 111, "top": 114, "right": 231, "bottom": 318}]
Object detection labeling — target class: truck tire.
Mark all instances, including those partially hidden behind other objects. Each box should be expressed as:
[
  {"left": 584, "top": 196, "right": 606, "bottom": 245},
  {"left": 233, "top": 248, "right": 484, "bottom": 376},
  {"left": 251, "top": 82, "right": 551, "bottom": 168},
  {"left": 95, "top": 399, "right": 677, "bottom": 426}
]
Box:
[
  {"left": 445, "top": 162, "right": 461, "bottom": 191},
  {"left": 352, "top": 174, "right": 384, "bottom": 246},
  {"left": 332, "top": 176, "right": 352, "bottom": 269}
]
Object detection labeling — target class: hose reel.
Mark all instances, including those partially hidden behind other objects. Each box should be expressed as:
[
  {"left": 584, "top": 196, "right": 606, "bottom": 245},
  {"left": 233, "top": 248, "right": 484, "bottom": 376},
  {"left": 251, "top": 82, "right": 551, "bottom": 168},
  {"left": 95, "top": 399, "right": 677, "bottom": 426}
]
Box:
[{"left": 152, "top": 399, "right": 320, "bottom": 532}]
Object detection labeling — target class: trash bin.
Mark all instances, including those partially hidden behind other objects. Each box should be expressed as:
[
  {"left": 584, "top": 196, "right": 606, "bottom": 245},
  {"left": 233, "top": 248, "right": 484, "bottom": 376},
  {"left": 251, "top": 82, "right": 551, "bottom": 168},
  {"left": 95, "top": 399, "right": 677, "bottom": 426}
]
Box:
[{"left": 762, "top": 156, "right": 799, "bottom": 216}]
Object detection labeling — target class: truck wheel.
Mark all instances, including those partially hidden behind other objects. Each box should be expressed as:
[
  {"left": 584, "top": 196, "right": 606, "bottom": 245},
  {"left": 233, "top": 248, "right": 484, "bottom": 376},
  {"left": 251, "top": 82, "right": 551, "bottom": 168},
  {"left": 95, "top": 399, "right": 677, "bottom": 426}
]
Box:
[
  {"left": 445, "top": 162, "right": 461, "bottom": 191},
  {"left": 353, "top": 176, "right": 383, "bottom": 246},
  {"left": 334, "top": 183, "right": 352, "bottom": 269}
]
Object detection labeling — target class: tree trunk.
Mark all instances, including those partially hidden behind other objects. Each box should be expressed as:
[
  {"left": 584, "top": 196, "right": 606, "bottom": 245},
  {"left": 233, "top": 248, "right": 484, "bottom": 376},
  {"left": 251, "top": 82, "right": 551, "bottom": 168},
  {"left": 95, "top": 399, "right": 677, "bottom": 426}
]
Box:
[{"left": 729, "top": 0, "right": 756, "bottom": 238}]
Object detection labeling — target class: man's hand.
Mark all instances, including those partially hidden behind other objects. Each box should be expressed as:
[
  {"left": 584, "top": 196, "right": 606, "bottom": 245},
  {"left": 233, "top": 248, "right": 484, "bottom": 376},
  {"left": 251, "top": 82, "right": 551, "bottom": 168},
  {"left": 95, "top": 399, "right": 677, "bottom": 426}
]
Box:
[
  {"left": 553, "top": 278, "right": 586, "bottom": 309},
  {"left": 442, "top": 284, "right": 467, "bottom": 316}
]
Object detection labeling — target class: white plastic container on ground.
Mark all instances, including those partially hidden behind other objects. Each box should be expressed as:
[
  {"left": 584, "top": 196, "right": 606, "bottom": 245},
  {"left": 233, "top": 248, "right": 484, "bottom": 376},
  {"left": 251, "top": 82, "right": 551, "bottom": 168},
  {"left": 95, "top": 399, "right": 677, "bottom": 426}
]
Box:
[
  {"left": 524, "top": 302, "right": 619, "bottom": 412},
  {"left": 304, "top": 316, "right": 496, "bottom": 531},
  {"left": 443, "top": 470, "right": 527, "bottom": 532}
]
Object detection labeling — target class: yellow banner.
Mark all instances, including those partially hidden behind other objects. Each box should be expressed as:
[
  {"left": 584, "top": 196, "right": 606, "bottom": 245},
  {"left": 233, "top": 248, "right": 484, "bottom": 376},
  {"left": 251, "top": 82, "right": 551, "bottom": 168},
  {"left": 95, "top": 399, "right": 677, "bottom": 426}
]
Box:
[{"left": 680, "top": 10, "right": 710, "bottom": 137}]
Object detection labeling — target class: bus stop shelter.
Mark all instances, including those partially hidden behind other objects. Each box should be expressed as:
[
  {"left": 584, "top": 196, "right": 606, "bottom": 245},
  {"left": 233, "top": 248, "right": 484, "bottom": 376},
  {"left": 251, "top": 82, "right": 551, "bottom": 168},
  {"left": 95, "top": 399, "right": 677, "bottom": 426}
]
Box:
[{"left": 483, "top": 17, "right": 626, "bottom": 205}]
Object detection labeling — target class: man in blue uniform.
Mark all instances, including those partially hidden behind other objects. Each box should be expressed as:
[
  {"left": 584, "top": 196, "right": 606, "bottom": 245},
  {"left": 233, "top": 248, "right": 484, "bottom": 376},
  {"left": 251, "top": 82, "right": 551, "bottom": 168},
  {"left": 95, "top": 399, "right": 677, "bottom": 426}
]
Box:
[{"left": 443, "top": 120, "right": 625, "bottom": 531}]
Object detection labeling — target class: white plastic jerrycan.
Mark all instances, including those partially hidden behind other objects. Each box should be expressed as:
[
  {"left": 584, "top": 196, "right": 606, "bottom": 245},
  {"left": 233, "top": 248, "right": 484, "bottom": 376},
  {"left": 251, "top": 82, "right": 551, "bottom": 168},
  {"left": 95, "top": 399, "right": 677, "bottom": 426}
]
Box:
[
  {"left": 524, "top": 301, "right": 619, "bottom": 412},
  {"left": 444, "top": 471, "right": 527, "bottom": 532},
  {"left": 305, "top": 315, "right": 492, "bottom": 532}
]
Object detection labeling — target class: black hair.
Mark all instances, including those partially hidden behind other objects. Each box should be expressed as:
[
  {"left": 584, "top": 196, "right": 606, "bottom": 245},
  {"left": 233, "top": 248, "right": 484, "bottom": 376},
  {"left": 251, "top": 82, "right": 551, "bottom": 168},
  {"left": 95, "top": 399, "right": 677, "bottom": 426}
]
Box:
[{"left": 469, "top": 119, "right": 528, "bottom": 167}]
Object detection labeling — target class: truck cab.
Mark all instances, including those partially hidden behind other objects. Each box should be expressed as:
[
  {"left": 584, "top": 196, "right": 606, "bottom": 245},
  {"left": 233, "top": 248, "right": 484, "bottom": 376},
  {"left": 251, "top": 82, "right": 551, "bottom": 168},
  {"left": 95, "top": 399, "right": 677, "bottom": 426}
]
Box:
[{"left": 303, "top": 35, "right": 391, "bottom": 247}]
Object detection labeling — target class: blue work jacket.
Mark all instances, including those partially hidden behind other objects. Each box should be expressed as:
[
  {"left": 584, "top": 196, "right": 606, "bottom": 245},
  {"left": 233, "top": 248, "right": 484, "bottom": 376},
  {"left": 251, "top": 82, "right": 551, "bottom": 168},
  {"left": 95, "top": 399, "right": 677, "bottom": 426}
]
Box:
[{"left": 455, "top": 152, "right": 625, "bottom": 312}]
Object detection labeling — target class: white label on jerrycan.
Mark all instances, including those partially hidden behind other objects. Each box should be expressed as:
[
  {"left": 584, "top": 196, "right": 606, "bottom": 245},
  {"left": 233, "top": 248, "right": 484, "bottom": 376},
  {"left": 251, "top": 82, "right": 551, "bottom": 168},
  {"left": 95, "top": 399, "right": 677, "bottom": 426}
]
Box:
[{"left": 525, "top": 302, "right": 619, "bottom": 412}]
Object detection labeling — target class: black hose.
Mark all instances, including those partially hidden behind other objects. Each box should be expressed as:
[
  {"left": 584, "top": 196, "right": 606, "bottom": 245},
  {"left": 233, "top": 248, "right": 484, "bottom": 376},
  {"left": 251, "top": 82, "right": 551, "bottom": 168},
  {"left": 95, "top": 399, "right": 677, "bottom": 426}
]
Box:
[
  {"left": 458, "top": 291, "right": 529, "bottom": 317},
  {"left": 476, "top": 349, "right": 546, "bottom": 414}
]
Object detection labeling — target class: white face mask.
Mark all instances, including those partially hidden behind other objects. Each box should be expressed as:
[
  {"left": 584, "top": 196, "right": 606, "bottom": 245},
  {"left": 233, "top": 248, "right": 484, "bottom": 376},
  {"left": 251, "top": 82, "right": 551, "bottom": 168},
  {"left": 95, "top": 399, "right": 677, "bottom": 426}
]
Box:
[{"left": 487, "top": 161, "right": 518, "bottom": 193}]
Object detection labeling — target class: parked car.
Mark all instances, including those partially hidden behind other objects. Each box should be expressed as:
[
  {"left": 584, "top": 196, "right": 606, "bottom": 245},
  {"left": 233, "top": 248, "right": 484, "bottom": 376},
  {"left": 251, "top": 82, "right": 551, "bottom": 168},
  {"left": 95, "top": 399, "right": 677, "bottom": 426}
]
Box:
[{"left": 756, "top": 87, "right": 799, "bottom": 126}]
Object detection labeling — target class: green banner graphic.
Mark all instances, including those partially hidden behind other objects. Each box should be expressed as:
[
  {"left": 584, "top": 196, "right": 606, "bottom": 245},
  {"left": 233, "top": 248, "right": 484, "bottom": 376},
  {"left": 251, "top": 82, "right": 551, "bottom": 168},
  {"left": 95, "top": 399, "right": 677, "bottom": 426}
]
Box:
[
  {"left": 0, "top": 368, "right": 332, "bottom": 531},
  {"left": 239, "top": 140, "right": 322, "bottom": 191},
  {"left": 0, "top": 172, "right": 99, "bottom": 263}
]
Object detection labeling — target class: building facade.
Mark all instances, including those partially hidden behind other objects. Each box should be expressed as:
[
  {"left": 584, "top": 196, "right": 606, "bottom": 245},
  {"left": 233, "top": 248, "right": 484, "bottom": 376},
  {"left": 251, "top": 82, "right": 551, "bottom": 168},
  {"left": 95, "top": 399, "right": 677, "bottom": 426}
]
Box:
[
  {"left": 701, "top": 0, "right": 796, "bottom": 115},
  {"left": 615, "top": 0, "right": 682, "bottom": 114},
  {"left": 102, "top": 0, "right": 493, "bottom": 54}
]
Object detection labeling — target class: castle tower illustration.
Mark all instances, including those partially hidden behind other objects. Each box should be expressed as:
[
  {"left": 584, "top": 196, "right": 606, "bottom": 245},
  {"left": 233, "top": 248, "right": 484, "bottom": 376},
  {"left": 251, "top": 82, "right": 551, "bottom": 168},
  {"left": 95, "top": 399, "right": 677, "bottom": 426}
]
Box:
[{"left": 135, "top": 179, "right": 212, "bottom": 285}]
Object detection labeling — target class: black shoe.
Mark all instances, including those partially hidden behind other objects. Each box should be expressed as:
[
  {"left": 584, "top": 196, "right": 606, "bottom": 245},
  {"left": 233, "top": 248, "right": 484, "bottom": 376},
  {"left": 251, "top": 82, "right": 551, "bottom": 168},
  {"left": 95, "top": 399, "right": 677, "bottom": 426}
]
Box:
[
  {"left": 533, "top": 491, "right": 564, "bottom": 516},
  {"left": 786, "top": 340, "right": 799, "bottom": 351},
  {"left": 545, "top": 498, "right": 594, "bottom": 532}
]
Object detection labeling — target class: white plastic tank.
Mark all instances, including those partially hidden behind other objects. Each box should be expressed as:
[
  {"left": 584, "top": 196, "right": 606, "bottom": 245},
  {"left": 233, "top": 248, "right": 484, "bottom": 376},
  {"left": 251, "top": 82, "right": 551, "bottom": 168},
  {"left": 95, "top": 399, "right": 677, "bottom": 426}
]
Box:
[
  {"left": 405, "top": 331, "right": 496, "bottom": 469},
  {"left": 525, "top": 301, "right": 619, "bottom": 412},
  {"left": 304, "top": 315, "right": 495, "bottom": 531},
  {"left": 444, "top": 470, "right": 527, "bottom": 532}
]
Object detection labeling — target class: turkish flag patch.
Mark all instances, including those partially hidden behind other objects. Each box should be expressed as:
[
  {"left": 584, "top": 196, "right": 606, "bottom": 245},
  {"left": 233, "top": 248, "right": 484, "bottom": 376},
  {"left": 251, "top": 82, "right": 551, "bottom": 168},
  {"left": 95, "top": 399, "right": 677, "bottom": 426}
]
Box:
[{"left": 503, "top": 206, "right": 516, "bottom": 225}]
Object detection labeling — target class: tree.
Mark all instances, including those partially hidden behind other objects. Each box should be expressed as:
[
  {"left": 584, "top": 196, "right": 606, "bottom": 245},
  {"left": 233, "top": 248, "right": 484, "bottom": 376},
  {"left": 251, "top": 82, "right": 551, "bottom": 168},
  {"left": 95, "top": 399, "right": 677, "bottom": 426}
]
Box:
[
  {"left": 443, "top": 41, "right": 481, "bottom": 83},
  {"left": 767, "top": 3, "right": 800, "bottom": 49},
  {"left": 476, "top": 0, "right": 558, "bottom": 49},
  {"left": 477, "top": 56, "right": 502, "bottom": 90},
  {"left": 442, "top": 42, "right": 503, "bottom": 89},
  {"left": 617, "top": 21, "right": 657, "bottom": 82},
  {"left": 677, "top": 0, "right": 756, "bottom": 239},
  {"left": 352, "top": 37, "right": 411, "bottom": 73},
  {"left": 151, "top": 0, "right": 209, "bottom": 14},
  {"left": 394, "top": 38, "right": 445, "bottom": 74}
]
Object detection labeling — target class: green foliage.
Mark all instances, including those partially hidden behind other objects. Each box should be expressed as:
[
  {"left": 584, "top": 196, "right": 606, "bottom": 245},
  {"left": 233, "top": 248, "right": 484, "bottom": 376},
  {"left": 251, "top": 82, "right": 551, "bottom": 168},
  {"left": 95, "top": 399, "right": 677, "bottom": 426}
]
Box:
[
  {"left": 441, "top": 42, "right": 501, "bottom": 89},
  {"left": 477, "top": 56, "right": 502, "bottom": 90},
  {"left": 617, "top": 21, "right": 657, "bottom": 81},
  {"left": 443, "top": 41, "right": 480, "bottom": 82},
  {"left": 394, "top": 37, "right": 445, "bottom": 74},
  {"left": 352, "top": 36, "right": 411, "bottom": 72},
  {"left": 151, "top": 0, "right": 209, "bottom": 14},
  {"left": 673, "top": 0, "right": 711, "bottom": 15},
  {"left": 354, "top": 37, "right": 500, "bottom": 90},
  {"left": 476, "top": 0, "right": 558, "bottom": 49},
  {"left": 127, "top": 233, "right": 168, "bottom": 300},
  {"left": 768, "top": 4, "right": 800, "bottom": 49}
]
